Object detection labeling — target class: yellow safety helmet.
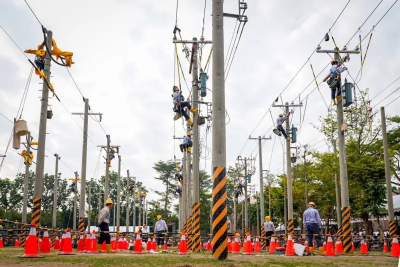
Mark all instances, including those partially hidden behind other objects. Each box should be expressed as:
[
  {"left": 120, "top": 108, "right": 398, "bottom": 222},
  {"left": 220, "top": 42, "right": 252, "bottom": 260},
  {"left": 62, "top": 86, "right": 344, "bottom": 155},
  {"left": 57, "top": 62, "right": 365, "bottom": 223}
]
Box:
[
  {"left": 173, "top": 86, "right": 179, "bottom": 92},
  {"left": 265, "top": 216, "right": 270, "bottom": 221},
  {"left": 279, "top": 113, "right": 283, "bottom": 117},
  {"left": 187, "top": 132, "right": 192, "bottom": 136},
  {"left": 157, "top": 215, "right": 162, "bottom": 220},
  {"left": 308, "top": 201, "right": 316, "bottom": 207},
  {"left": 106, "top": 199, "right": 114, "bottom": 205}
]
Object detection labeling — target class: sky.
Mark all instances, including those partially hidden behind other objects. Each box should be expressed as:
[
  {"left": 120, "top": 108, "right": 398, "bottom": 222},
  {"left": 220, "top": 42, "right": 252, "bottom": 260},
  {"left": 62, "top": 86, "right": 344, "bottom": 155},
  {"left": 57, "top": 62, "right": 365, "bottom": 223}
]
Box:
[{"left": 0, "top": 0, "right": 399, "bottom": 209}]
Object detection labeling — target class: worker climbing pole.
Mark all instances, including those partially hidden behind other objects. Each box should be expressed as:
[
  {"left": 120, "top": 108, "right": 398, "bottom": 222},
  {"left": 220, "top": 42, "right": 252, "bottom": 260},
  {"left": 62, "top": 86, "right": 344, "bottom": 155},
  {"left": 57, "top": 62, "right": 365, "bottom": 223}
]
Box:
[{"left": 24, "top": 26, "right": 74, "bottom": 226}]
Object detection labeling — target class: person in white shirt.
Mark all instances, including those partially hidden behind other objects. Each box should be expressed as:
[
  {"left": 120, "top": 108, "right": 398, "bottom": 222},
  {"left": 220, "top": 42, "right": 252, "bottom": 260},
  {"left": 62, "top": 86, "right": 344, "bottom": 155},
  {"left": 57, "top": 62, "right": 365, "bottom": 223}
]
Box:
[
  {"left": 154, "top": 215, "right": 168, "bottom": 248},
  {"left": 263, "top": 216, "right": 275, "bottom": 248}
]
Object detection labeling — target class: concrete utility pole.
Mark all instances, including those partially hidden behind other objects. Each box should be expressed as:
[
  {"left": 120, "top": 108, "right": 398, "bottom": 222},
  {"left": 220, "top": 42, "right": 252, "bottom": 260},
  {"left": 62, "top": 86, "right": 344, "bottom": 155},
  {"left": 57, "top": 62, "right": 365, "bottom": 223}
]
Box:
[
  {"left": 381, "top": 107, "right": 396, "bottom": 236},
  {"left": 283, "top": 146, "right": 287, "bottom": 234},
  {"left": 244, "top": 158, "right": 248, "bottom": 230},
  {"left": 126, "top": 170, "right": 130, "bottom": 233},
  {"left": 22, "top": 132, "right": 32, "bottom": 223},
  {"left": 31, "top": 30, "right": 52, "bottom": 226},
  {"left": 186, "top": 122, "right": 192, "bottom": 222},
  {"left": 256, "top": 191, "right": 260, "bottom": 234},
  {"left": 182, "top": 153, "right": 187, "bottom": 229},
  {"left": 72, "top": 99, "right": 102, "bottom": 233},
  {"left": 233, "top": 173, "right": 238, "bottom": 232},
  {"left": 138, "top": 200, "right": 141, "bottom": 226},
  {"left": 332, "top": 140, "right": 341, "bottom": 228},
  {"left": 88, "top": 179, "right": 92, "bottom": 231},
  {"left": 97, "top": 139, "right": 120, "bottom": 204},
  {"left": 263, "top": 170, "right": 272, "bottom": 217},
  {"left": 272, "top": 101, "right": 302, "bottom": 234},
  {"left": 249, "top": 135, "right": 271, "bottom": 232},
  {"left": 117, "top": 155, "right": 121, "bottom": 227},
  {"left": 191, "top": 37, "right": 201, "bottom": 252},
  {"left": 51, "top": 154, "right": 60, "bottom": 227},
  {"left": 303, "top": 146, "right": 309, "bottom": 208},
  {"left": 73, "top": 171, "right": 79, "bottom": 231},
  {"left": 317, "top": 46, "right": 358, "bottom": 254}
]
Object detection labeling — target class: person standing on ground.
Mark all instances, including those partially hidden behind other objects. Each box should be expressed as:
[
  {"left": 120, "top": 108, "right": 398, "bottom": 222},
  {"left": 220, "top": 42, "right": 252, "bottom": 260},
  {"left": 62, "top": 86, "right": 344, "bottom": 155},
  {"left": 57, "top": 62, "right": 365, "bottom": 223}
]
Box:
[
  {"left": 154, "top": 215, "right": 168, "bottom": 249},
  {"left": 264, "top": 216, "right": 275, "bottom": 248},
  {"left": 97, "top": 199, "right": 116, "bottom": 253},
  {"left": 303, "top": 202, "right": 324, "bottom": 255}
]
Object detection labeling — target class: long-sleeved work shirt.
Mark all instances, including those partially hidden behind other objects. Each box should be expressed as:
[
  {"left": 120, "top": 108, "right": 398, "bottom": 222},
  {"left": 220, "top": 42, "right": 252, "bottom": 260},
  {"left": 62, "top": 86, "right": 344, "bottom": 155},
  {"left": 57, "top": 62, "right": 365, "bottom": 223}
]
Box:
[
  {"left": 303, "top": 207, "right": 322, "bottom": 227},
  {"left": 264, "top": 221, "right": 275, "bottom": 232},
  {"left": 276, "top": 117, "right": 288, "bottom": 126},
  {"left": 183, "top": 136, "right": 192, "bottom": 146},
  {"left": 98, "top": 206, "right": 110, "bottom": 225},
  {"left": 172, "top": 92, "right": 183, "bottom": 105},
  {"left": 154, "top": 219, "right": 168, "bottom": 232},
  {"left": 329, "top": 65, "right": 347, "bottom": 76}
]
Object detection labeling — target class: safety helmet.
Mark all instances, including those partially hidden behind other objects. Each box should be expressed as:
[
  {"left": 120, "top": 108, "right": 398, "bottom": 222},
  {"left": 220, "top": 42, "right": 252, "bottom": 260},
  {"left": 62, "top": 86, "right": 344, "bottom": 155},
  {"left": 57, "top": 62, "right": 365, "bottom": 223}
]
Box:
[
  {"left": 308, "top": 201, "right": 316, "bottom": 206},
  {"left": 157, "top": 215, "right": 162, "bottom": 220},
  {"left": 106, "top": 199, "right": 114, "bottom": 205},
  {"left": 265, "top": 216, "right": 271, "bottom": 221},
  {"left": 331, "top": 60, "right": 338, "bottom": 65},
  {"left": 173, "top": 86, "right": 179, "bottom": 92},
  {"left": 279, "top": 113, "right": 283, "bottom": 117},
  {"left": 187, "top": 132, "right": 192, "bottom": 136}
]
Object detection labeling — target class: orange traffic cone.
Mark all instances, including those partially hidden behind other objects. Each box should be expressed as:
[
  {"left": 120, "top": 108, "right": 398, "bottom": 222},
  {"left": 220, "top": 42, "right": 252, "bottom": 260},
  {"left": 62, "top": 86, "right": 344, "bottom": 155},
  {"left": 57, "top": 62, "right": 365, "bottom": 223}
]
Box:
[
  {"left": 178, "top": 232, "right": 188, "bottom": 255},
  {"left": 269, "top": 235, "right": 276, "bottom": 254},
  {"left": 40, "top": 230, "right": 51, "bottom": 253},
  {"left": 335, "top": 239, "right": 344, "bottom": 254},
  {"left": 233, "top": 233, "right": 241, "bottom": 253},
  {"left": 391, "top": 235, "right": 400, "bottom": 257},
  {"left": 101, "top": 241, "right": 107, "bottom": 252},
  {"left": 83, "top": 232, "right": 91, "bottom": 252},
  {"left": 77, "top": 234, "right": 85, "bottom": 251},
  {"left": 88, "top": 231, "right": 99, "bottom": 254},
  {"left": 323, "top": 241, "right": 326, "bottom": 251},
  {"left": 134, "top": 232, "right": 143, "bottom": 254},
  {"left": 304, "top": 242, "right": 309, "bottom": 254},
  {"left": 206, "top": 240, "right": 212, "bottom": 251},
  {"left": 0, "top": 237, "right": 3, "bottom": 252},
  {"left": 152, "top": 236, "right": 157, "bottom": 251},
  {"left": 111, "top": 235, "right": 117, "bottom": 250},
  {"left": 163, "top": 237, "right": 168, "bottom": 250},
  {"left": 146, "top": 237, "right": 152, "bottom": 251},
  {"left": 244, "top": 233, "right": 253, "bottom": 255},
  {"left": 254, "top": 236, "right": 261, "bottom": 253},
  {"left": 54, "top": 235, "right": 60, "bottom": 250},
  {"left": 20, "top": 223, "right": 42, "bottom": 258},
  {"left": 14, "top": 238, "right": 20, "bottom": 247},
  {"left": 285, "top": 234, "right": 295, "bottom": 256},
  {"left": 59, "top": 228, "right": 75, "bottom": 255},
  {"left": 60, "top": 231, "right": 66, "bottom": 252},
  {"left": 117, "top": 235, "right": 124, "bottom": 250},
  {"left": 360, "top": 237, "right": 368, "bottom": 255},
  {"left": 325, "top": 234, "right": 335, "bottom": 256},
  {"left": 228, "top": 237, "right": 233, "bottom": 252},
  {"left": 383, "top": 239, "right": 389, "bottom": 253},
  {"left": 352, "top": 241, "right": 356, "bottom": 251}
]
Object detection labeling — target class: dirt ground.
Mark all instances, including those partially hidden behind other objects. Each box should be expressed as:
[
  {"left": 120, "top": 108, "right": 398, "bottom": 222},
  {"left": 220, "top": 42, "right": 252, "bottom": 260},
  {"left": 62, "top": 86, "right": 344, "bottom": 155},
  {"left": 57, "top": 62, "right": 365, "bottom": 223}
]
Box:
[{"left": 0, "top": 248, "right": 398, "bottom": 267}]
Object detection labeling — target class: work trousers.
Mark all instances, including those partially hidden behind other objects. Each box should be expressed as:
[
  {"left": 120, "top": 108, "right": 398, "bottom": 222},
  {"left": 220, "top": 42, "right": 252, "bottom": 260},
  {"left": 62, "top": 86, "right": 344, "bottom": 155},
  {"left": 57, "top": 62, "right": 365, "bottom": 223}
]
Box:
[
  {"left": 306, "top": 223, "right": 323, "bottom": 247},
  {"left": 277, "top": 125, "right": 287, "bottom": 138},
  {"left": 265, "top": 231, "right": 274, "bottom": 246},
  {"left": 98, "top": 222, "right": 111, "bottom": 244}
]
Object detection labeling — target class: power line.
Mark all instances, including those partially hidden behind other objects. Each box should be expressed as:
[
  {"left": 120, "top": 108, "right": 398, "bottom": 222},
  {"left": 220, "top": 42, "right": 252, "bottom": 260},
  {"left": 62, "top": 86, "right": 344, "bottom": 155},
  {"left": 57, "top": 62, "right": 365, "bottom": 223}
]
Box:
[
  {"left": 23, "top": 0, "right": 43, "bottom": 26},
  {"left": 0, "top": 25, "right": 29, "bottom": 59},
  {"left": 371, "top": 86, "right": 400, "bottom": 109},
  {"left": 370, "top": 75, "right": 400, "bottom": 101},
  {"left": 225, "top": 22, "right": 247, "bottom": 81}
]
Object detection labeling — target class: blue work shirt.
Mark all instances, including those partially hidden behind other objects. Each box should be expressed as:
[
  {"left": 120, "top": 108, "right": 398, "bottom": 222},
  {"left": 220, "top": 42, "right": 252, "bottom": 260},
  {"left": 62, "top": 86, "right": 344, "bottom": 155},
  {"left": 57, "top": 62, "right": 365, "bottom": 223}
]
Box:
[
  {"left": 303, "top": 207, "right": 321, "bottom": 227},
  {"left": 183, "top": 136, "right": 192, "bottom": 146}
]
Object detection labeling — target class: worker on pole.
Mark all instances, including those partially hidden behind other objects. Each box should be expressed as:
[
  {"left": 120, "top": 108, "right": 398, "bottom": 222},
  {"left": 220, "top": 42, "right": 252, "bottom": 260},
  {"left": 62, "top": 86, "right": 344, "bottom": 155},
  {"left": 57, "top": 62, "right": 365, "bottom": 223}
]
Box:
[
  {"left": 303, "top": 202, "right": 324, "bottom": 255},
  {"left": 154, "top": 215, "right": 168, "bottom": 249},
  {"left": 97, "top": 199, "right": 116, "bottom": 253},
  {"left": 274, "top": 113, "right": 291, "bottom": 140},
  {"left": 323, "top": 59, "right": 347, "bottom": 105},
  {"left": 263, "top": 216, "right": 275, "bottom": 249},
  {"left": 172, "top": 86, "right": 198, "bottom": 126},
  {"left": 180, "top": 132, "right": 193, "bottom": 153}
]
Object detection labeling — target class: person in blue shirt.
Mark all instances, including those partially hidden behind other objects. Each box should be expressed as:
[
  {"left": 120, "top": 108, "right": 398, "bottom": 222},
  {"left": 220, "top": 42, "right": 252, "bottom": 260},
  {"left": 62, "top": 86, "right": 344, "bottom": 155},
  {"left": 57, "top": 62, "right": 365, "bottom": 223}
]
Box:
[
  {"left": 323, "top": 59, "right": 347, "bottom": 105},
  {"left": 179, "top": 132, "right": 193, "bottom": 153},
  {"left": 303, "top": 202, "right": 324, "bottom": 255},
  {"left": 274, "top": 113, "right": 291, "bottom": 140},
  {"left": 172, "top": 86, "right": 197, "bottom": 126}
]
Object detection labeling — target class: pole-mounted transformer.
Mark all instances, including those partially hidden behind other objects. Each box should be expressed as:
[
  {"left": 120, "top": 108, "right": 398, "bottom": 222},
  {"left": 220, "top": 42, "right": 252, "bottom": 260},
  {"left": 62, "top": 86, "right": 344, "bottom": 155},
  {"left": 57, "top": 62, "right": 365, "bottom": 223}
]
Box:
[
  {"left": 200, "top": 72, "right": 208, "bottom": 97},
  {"left": 291, "top": 125, "right": 297, "bottom": 143}
]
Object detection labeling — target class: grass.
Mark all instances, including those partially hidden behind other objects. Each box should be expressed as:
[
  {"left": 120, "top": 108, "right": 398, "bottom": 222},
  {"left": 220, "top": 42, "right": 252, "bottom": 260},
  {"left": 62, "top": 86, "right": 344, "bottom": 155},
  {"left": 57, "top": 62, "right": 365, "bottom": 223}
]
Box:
[{"left": 0, "top": 248, "right": 398, "bottom": 267}]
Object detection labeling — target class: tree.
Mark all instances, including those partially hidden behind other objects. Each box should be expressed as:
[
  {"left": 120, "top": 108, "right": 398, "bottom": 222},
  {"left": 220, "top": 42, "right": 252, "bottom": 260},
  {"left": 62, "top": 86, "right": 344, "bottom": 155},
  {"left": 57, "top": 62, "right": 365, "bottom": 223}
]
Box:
[{"left": 153, "top": 160, "right": 178, "bottom": 218}]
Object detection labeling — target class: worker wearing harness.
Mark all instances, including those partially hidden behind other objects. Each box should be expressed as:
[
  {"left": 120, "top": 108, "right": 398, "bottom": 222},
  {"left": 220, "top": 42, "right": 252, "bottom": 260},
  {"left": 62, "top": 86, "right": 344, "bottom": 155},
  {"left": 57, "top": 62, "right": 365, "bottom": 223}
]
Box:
[
  {"left": 172, "top": 86, "right": 198, "bottom": 126},
  {"left": 274, "top": 113, "right": 290, "bottom": 140},
  {"left": 323, "top": 59, "right": 347, "bottom": 105},
  {"left": 180, "top": 132, "right": 193, "bottom": 153},
  {"left": 263, "top": 216, "right": 275, "bottom": 248},
  {"left": 98, "top": 199, "right": 116, "bottom": 253}
]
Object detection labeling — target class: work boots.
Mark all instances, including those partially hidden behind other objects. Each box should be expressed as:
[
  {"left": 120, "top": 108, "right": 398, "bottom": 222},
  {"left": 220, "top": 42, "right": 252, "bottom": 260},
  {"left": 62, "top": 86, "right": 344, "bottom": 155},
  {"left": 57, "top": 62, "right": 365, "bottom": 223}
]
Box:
[
  {"left": 188, "top": 118, "right": 193, "bottom": 126},
  {"left": 319, "top": 246, "right": 325, "bottom": 256},
  {"left": 336, "top": 95, "right": 342, "bottom": 103},
  {"left": 190, "top": 108, "right": 198, "bottom": 114},
  {"left": 106, "top": 244, "right": 116, "bottom": 253}
]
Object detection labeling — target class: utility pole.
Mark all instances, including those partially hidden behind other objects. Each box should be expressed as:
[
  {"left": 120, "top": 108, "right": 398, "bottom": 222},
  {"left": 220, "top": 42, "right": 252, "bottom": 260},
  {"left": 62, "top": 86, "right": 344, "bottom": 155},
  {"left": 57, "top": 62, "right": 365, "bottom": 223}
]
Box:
[
  {"left": 283, "top": 145, "right": 287, "bottom": 234},
  {"left": 126, "top": 170, "right": 130, "bottom": 233},
  {"left": 117, "top": 155, "right": 121, "bottom": 227},
  {"left": 182, "top": 153, "right": 187, "bottom": 230},
  {"left": 72, "top": 171, "right": 79, "bottom": 231},
  {"left": 272, "top": 101, "right": 302, "bottom": 234},
  {"left": 51, "top": 154, "right": 60, "bottom": 227},
  {"left": 263, "top": 170, "right": 271, "bottom": 217},
  {"left": 88, "top": 179, "right": 92, "bottom": 231},
  {"left": 244, "top": 158, "right": 248, "bottom": 231},
  {"left": 31, "top": 30, "right": 52, "bottom": 226},
  {"left": 186, "top": 122, "right": 192, "bottom": 224},
  {"left": 316, "top": 45, "right": 358, "bottom": 254},
  {"left": 332, "top": 140, "right": 341, "bottom": 228},
  {"left": 381, "top": 107, "right": 396, "bottom": 236},
  {"left": 249, "top": 135, "right": 271, "bottom": 232},
  {"left": 97, "top": 140, "right": 120, "bottom": 204},
  {"left": 22, "top": 132, "right": 32, "bottom": 223},
  {"left": 191, "top": 37, "right": 201, "bottom": 252},
  {"left": 303, "top": 146, "right": 309, "bottom": 207},
  {"left": 72, "top": 99, "right": 102, "bottom": 234},
  {"left": 256, "top": 191, "right": 260, "bottom": 234},
  {"left": 138, "top": 199, "right": 141, "bottom": 227}
]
